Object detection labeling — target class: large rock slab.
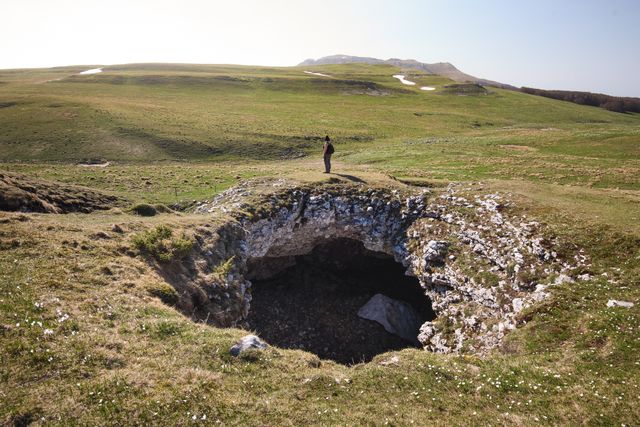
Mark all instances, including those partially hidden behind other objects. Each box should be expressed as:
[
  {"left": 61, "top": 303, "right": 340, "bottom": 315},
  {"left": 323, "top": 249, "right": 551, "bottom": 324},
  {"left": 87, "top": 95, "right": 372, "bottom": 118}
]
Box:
[{"left": 357, "top": 294, "right": 422, "bottom": 344}]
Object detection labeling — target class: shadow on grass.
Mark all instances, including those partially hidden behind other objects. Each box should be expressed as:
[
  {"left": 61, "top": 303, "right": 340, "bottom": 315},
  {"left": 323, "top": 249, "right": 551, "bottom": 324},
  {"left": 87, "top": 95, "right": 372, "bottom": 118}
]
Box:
[{"left": 333, "top": 173, "right": 367, "bottom": 184}]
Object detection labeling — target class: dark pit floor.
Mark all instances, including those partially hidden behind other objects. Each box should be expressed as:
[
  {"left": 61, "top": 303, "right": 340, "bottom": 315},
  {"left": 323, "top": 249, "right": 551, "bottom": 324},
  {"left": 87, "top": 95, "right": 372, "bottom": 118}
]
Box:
[{"left": 246, "top": 239, "right": 434, "bottom": 365}]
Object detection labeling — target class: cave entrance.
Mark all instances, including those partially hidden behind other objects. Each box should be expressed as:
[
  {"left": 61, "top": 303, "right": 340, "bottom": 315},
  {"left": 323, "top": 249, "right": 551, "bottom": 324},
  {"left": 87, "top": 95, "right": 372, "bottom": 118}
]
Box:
[{"left": 245, "top": 238, "right": 435, "bottom": 365}]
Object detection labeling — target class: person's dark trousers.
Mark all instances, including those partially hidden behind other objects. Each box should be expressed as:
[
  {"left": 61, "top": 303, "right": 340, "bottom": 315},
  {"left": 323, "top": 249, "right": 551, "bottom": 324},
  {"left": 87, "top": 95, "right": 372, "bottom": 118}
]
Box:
[{"left": 324, "top": 154, "right": 331, "bottom": 173}]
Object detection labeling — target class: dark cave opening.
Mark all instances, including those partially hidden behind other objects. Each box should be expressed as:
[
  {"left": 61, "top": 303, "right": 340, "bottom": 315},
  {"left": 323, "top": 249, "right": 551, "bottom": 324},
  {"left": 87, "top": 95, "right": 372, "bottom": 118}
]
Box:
[{"left": 245, "top": 238, "right": 435, "bottom": 365}]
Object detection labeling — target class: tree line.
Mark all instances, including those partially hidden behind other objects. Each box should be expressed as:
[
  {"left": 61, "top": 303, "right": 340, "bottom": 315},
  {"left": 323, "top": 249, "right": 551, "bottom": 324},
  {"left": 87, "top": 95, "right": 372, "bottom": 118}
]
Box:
[{"left": 520, "top": 87, "right": 640, "bottom": 113}]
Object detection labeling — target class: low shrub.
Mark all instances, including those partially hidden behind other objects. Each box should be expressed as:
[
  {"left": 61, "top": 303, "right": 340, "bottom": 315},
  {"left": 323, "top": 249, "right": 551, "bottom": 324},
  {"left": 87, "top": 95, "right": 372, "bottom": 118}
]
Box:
[
  {"left": 146, "top": 281, "right": 179, "bottom": 305},
  {"left": 132, "top": 224, "right": 193, "bottom": 262},
  {"left": 213, "top": 256, "right": 235, "bottom": 278},
  {"left": 131, "top": 203, "right": 157, "bottom": 216}
]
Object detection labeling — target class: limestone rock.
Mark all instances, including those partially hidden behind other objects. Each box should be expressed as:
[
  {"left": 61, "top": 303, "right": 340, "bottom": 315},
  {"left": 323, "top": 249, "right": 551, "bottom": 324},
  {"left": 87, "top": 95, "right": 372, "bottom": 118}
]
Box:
[
  {"left": 606, "top": 300, "right": 634, "bottom": 308},
  {"left": 554, "top": 274, "right": 574, "bottom": 285},
  {"left": 229, "top": 334, "right": 268, "bottom": 356},
  {"left": 357, "top": 294, "right": 422, "bottom": 344},
  {"left": 423, "top": 240, "right": 449, "bottom": 265},
  {"left": 512, "top": 298, "right": 524, "bottom": 313}
]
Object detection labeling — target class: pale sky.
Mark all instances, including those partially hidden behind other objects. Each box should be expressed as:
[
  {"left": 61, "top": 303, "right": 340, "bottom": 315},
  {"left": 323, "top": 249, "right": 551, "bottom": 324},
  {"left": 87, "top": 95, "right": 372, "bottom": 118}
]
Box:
[{"left": 2, "top": 0, "right": 639, "bottom": 96}]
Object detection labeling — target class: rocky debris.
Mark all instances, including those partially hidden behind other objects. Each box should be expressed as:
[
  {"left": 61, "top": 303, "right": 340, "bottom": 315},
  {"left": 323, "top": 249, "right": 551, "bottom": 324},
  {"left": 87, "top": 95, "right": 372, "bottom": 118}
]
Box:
[
  {"left": 418, "top": 323, "right": 451, "bottom": 353},
  {"left": 357, "top": 294, "right": 423, "bottom": 344},
  {"left": 423, "top": 240, "right": 449, "bottom": 265},
  {"left": 0, "top": 172, "right": 119, "bottom": 214},
  {"left": 404, "top": 185, "right": 589, "bottom": 353},
  {"left": 512, "top": 298, "right": 524, "bottom": 313},
  {"left": 193, "top": 178, "right": 290, "bottom": 214},
  {"left": 554, "top": 274, "right": 574, "bottom": 285},
  {"left": 606, "top": 300, "right": 634, "bottom": 308},
  {"left": 229, "top": 334, "right": 268, "bottom": 356}
]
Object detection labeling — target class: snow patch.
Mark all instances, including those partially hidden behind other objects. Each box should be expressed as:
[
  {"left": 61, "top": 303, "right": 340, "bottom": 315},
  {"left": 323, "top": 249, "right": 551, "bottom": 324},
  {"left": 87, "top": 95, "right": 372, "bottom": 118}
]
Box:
[
  {"left": 79, "top": 161, "right": 110, "bottom": 168},
  {"left": 392, "top": 74, "right": 415, "bottom": 86},
  {"left": 79, "top": 68, "right": 103, "bottom": 75},
  {"left": 420, "top": 86, "right": 436, "bottom": 91},
  {"left": 304, "top": 71, "right": 331, "bottom": 77}
]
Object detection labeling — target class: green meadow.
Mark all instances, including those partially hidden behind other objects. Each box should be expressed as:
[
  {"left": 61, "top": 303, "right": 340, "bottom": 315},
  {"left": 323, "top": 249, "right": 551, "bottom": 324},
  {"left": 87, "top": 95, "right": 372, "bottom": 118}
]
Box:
[{"left": 1, "top": 63, "right": 639, "bottom": 425}]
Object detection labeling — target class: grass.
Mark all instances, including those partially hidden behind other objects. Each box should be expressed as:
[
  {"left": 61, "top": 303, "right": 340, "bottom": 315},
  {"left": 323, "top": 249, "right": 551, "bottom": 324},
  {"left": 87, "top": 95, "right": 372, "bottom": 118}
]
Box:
[
  {"left": 1, "top": 63, "right": 638, "bottom": 164},
  {"left": 0, "top": 62, "right": 639, "bottom": 425}
]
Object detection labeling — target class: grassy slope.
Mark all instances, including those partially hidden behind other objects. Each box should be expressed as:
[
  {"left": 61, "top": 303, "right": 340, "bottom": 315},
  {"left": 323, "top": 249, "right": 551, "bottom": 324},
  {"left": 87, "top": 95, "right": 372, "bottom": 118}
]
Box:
[
  {"left": 1, "top": 64, "right": 639, "bottom": 425},
  {"left": 1, "top": 63, "right": 638, "bottom": 190}
]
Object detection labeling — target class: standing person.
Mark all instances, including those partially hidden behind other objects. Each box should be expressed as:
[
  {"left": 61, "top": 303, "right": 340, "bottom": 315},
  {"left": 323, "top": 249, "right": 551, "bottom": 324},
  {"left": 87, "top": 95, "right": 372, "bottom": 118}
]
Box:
[{"left": 322, "top": 135, "right": 334, "bottom": 173}]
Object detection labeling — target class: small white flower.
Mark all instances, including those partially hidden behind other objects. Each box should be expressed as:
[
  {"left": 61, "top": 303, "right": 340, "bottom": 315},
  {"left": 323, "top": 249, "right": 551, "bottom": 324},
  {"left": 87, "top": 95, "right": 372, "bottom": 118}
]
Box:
[{"left": 43, "top": 329, "right": 54, "bottom": 335}]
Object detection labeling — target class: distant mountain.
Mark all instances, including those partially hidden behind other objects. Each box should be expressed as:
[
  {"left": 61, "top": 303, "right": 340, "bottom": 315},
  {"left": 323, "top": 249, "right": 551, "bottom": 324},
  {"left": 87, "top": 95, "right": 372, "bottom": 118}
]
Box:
[
  {"left": 299, "top": 55, "right": 516, "bottom": 89},
  {"left": 300, "top": 55, "right": 385, "bottom": 66}
]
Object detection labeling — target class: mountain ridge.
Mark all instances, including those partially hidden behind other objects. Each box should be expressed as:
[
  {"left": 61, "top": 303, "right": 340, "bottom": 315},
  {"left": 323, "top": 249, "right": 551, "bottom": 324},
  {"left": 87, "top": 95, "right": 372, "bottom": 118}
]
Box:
[{"left": 299, "top": 54, "right": 517, "bottom": 89}]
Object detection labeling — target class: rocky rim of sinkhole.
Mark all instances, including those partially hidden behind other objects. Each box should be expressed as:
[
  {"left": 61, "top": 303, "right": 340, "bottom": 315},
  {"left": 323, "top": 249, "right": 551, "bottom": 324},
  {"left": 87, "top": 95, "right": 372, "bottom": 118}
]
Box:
[{"left": 156, "top": 179, "right": 587, "bottom": 361}]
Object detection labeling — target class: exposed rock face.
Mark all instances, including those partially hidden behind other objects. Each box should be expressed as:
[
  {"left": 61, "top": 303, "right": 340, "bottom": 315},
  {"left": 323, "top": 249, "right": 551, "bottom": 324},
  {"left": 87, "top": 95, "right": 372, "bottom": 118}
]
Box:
[
  {"left": 160, "top": 180, "right": 586, "bottom": 355},
  {"left": 231, "top": 185, "right": 425, "bottom": 262},
  {"left": 357, "top": 294, "right": 423, "bottom": 344}
]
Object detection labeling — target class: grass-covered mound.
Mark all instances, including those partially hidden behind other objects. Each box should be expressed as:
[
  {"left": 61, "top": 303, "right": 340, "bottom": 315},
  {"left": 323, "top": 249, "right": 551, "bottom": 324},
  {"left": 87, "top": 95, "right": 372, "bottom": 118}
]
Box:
[{"left": 0, "top": 171, "right": 120, "bottom": 213}]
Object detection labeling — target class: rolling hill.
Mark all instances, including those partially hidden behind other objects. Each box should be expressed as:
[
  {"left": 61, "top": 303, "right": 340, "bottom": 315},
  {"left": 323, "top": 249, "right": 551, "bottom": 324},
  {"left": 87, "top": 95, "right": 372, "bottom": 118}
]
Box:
[
  {"left": 0, "top": 62, "right": 637, "bottom": 167},
  {"left": 1, "top": 62, "right": 639, "bottom": 425}
]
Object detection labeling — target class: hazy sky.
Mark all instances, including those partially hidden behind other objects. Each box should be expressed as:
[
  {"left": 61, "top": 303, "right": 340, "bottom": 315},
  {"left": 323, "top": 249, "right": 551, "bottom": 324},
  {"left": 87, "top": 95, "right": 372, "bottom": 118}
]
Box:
[{"left": 2, "top": 0, "right": 639, "bottom": 96}]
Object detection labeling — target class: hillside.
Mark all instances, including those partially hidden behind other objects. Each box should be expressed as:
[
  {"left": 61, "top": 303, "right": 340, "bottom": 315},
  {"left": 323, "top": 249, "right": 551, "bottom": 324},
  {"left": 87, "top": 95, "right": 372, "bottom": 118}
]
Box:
[
  {"left": 299, "top": 54, "right": 517, "bottom": 88},
  {"left": 1, "top": 63, "right": 638, "bottom": 172},
  {"left": 1, "top": 63, "right": 639, "bottom": 425}
]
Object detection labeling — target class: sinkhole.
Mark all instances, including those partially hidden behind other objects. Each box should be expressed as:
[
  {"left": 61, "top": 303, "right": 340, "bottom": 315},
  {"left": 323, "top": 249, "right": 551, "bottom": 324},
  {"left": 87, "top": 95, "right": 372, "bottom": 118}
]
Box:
[{"left": 245, "top": 238, "right": 435, "bottom": 365}]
